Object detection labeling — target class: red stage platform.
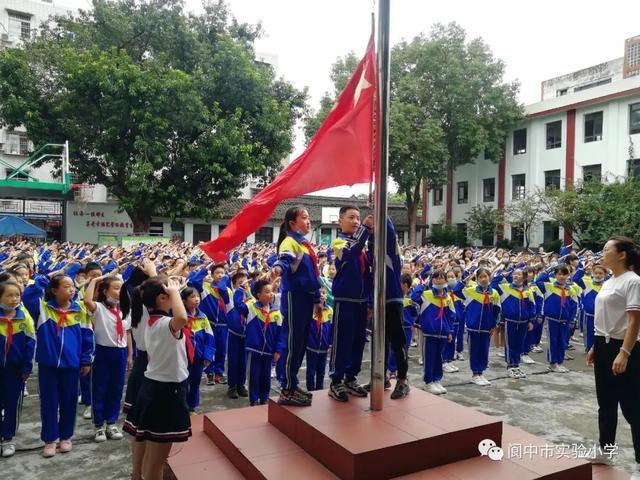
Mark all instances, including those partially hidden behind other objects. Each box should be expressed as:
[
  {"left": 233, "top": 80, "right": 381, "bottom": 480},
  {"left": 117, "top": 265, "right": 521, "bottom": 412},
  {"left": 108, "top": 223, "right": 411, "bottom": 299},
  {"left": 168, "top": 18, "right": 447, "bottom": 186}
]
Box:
[{"left": 167, "top": 388, "right": 614, "bottom": 479}]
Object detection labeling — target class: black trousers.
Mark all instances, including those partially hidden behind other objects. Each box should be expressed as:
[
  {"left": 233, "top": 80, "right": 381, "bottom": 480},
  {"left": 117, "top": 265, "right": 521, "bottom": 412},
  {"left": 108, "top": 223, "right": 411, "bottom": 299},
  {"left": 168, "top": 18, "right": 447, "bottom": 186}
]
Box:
[
  {"left": 383, "top": 302, "right": 408, "bottom": 380},
  {"left": 594, "top": 335, "right": 640, "bottom": 462}
]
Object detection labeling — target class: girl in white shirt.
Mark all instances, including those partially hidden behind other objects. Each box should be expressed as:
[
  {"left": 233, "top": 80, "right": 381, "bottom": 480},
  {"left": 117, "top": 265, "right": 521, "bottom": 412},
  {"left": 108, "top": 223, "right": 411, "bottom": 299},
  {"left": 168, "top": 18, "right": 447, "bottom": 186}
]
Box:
[
  {"left": 84, "top": 273, "right": 131, "bottom": 444},
  {"left": 587, "top": 236, "right": 640, "bottom": 474},
  {"left": 123, "top": 276, "right": 190, "bottom": 480}
]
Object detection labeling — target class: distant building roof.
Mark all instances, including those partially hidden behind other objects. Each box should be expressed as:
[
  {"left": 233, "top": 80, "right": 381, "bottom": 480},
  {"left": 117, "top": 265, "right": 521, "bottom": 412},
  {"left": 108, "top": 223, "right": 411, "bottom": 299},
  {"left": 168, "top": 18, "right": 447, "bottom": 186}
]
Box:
[{"left": 216, "top": 193, "right": 412, "bottom": 229}]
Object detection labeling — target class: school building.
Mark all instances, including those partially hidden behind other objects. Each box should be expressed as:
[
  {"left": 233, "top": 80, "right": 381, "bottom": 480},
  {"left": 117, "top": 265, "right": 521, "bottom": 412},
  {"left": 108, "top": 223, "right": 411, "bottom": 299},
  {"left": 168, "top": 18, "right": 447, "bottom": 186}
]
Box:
[{"left": 423, "top": 34, "right": 640, "bottom": 247}]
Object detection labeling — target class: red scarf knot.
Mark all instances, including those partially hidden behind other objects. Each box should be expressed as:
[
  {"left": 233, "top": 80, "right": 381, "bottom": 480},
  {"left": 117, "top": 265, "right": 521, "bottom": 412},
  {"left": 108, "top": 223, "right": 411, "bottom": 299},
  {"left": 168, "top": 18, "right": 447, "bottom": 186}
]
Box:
[
  {"left": 53, "top": 308, "right": 72, "bottom": 335},
  {"left": 302, "top": 241, "right": 320, "bottom": 278},
  {"left": 257, "top": 307, "right": 274, "bottom": 331},
  {"left": 0, "top": 317, "right": 13, "bottom": 354},
  {"left": 107, "top": 306, "right": 124, "bottom": 343}
]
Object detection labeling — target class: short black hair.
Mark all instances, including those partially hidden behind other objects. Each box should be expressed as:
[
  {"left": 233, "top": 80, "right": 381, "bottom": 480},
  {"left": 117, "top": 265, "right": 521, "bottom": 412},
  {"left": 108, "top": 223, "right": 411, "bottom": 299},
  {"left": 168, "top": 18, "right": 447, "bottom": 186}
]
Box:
[
  {"left": 251, "top": 279, "right": 271, "bottom": 298},
  {"left": 339, "top": 205, "right": 360, "bottom": 216},
  {"left": 401, "top": 273, "right": 412, "bottom": 288},
  {"left": 554, "top": 264, "right": 570, "bottom": 275},
  {"left": 85, "top": 262, "right": 102, "bottom": 274}
]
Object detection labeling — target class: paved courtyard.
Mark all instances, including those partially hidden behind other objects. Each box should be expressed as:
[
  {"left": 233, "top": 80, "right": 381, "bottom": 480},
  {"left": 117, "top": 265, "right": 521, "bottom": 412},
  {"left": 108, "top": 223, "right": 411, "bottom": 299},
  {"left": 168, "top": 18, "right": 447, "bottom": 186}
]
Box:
[{"left": 2, "top": 335, "right": 635, "bottom": 479}]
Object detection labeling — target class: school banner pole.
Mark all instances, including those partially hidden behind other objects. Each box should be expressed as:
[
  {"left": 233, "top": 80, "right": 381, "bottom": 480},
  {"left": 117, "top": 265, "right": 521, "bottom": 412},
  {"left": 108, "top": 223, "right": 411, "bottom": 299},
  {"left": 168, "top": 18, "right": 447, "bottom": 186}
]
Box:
[{"left": 370, "top": 0, "right": 391, "bottom": 411}]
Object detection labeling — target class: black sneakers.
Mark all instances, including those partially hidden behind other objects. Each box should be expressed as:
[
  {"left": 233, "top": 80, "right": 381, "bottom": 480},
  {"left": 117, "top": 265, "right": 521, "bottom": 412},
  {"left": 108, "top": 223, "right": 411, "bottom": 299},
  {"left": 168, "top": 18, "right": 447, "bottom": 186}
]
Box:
[
  {"left": 390, "top": 380, "right": 410, "bottom": 400},
  {"left": 328, "top": 381, "right": 349, "bottom": 402},
  {"left": 344, "top": 379, "right": 368, "bottom": 397},
  {"left": 236, "top": 385, "right": 249, "bottom": 397},
  {"left": 227, "top": 386, "right": 239, "bottom": 399},
  {"left": 278, "top": 389, "right": 312, "bottom": 406},
  {"left": 295, "top": 386, "right": 313, "bottom": 399}
]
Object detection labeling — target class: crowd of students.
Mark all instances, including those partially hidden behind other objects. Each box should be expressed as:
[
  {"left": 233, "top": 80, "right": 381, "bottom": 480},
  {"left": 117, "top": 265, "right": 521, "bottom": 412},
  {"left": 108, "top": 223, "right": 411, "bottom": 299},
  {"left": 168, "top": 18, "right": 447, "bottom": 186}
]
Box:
[{"left": 0, "top": 213, "right": 611, "bottom": 479}]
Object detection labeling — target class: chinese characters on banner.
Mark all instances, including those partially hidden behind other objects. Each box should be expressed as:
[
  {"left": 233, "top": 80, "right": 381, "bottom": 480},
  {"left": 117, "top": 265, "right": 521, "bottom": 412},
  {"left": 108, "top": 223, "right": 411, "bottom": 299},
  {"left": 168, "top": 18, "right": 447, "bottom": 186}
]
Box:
[{"left": 71, "top": 210, "right": 133, "bottom": 229}]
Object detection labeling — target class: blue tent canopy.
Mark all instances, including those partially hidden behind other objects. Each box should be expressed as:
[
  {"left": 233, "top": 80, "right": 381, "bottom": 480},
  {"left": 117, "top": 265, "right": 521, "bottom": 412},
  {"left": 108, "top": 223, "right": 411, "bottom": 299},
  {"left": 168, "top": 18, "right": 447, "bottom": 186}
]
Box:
[{"left": 0, "top": 216, "right": 47, "bottom": 238}]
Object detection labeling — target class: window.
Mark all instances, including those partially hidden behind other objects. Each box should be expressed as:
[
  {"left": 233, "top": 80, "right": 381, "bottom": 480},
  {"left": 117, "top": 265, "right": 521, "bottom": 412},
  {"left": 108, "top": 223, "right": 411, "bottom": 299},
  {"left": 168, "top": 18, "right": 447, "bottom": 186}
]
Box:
[
  {"left": 8, "top": 12, "right": 31, "bottom": 40},
  {"left": 583, "top": 164, "right": 602, "bottom": 182},
  {"left": 511, "top": 226, "right": 524, "bottom": 247},
  {"left": 512, "top": 174, "right": 526, "bottom": 200},
  {"left": 543, "top": 221, "right": 560, "bottom": 244},
  {"left": 630, "top": 103, "right": 640, "bottom": 135},
  {"left": 193, "top": 224, "right": 211, "bottom": 244},
  {"left": 629, "top": 159, "right": 640, "bottom": 178},
  {"left": 584, "top": 111, "right": 603, "bottom": 142},
  {"left": 433, "top": 187, "right": 443, "bottom": 206},
  {"left": 149, "top": 222, "right": 163, "bottom": 236},
  {"left": 5, "top": 168, "right": 30, "bottom": 181},
  {"left": 483, "top": 178, "right": 495, "bottom": 203},
  {"left": 546, "top": 121, "right": 562, "bottom": 149},
  {"left": 457, "top": 181, "right": 468, "bottom": 204},
  {"left": 255, "top": 226, "right": 273, "bottom": 243},
  {"left": 456, "top": 223, "right": 467, "bottom": 241},
  {"left": 574, "top": 78, "right": 612, "bottom": 92},
  {"left": 544, "top": 169, "right": 561, "bottom": 191},
  {"left": 5, "top": 133, "right": 29, "bottom": 155},
  {"left": 556, "top": 89, "right": 568, "bottom": 97},
  {"left": 513, "top": 128, "right": 527, "bottom": 154}
]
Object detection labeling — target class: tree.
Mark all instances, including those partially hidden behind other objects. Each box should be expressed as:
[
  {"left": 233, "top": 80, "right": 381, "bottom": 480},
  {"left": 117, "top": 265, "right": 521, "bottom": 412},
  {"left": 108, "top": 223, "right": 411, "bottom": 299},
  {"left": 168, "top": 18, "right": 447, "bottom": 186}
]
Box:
[
  {"left": 0, "top": 0, "right": 307, "bottom": 232},
  {"left": 465, "top": 205, "right": 501, "bottom": 245},
  {"left": 305, "top": 23, "right": 523, "bottom": 244},
  {"left": 540, "top": 178, "right": 640, "bottom": 250},
  {"left": 504, "top": 193, "right": 544, "bottom": 249}
]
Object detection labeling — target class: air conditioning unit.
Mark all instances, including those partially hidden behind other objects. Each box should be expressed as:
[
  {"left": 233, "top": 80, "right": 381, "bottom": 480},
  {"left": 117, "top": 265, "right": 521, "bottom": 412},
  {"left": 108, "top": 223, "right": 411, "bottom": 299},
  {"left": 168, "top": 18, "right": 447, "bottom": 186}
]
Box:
[{"left": 1, "top": 33, "right": 8, "bottom": 42}]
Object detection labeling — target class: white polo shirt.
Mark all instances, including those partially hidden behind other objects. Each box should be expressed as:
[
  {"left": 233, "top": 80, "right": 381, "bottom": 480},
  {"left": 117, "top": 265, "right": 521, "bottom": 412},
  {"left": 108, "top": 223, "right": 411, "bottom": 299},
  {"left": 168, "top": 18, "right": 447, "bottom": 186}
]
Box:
[
  {"left": 144, "top": 314, "right": 188, "bottom": 383},
  {"left": 131, "top": 306, "right": 149, "bottom": 352},
  {"left": 93, "top": 302, "right": 131, "bottom": 348},
  {"left": 594, "top": 270, "right": 640, "bottom": 341}
]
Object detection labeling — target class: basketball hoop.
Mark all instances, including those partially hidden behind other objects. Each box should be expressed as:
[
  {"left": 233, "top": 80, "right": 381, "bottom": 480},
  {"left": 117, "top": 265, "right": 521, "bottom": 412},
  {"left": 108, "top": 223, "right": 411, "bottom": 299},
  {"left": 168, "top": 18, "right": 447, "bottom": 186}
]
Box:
[{"left": 71, "top": 183, "right": 94, "bottom": 207}]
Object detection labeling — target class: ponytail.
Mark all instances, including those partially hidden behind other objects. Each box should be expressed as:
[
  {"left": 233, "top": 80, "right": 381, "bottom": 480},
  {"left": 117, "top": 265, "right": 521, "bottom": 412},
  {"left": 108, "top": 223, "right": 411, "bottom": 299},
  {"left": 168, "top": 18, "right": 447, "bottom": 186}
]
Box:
[
  {"left": 121, "top": 266, "right": 151, "bottom": 324},
  {"left": 276, "top": 206, "right": 306, "bottom": 252},
  {"left": 610, "top": 236, "right": 640, "bottom": 275}
]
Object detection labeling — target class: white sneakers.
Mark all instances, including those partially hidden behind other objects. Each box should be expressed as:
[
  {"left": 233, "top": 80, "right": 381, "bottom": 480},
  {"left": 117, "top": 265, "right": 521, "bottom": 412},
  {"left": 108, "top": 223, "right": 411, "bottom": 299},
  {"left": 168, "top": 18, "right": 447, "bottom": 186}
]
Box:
[
  {"left": 94, "top": 428, "right": 107, "bottom": 443},
  {"left": 442, "top": 362, "right": 459, "bottom": 373},
  {"left": 508, "top": 367, "right": 527, "bottom": 379},
  {"left": 590, "top": 449, "right": 615, "bottom": 466},
  {"left": 548, "top": 364, "right": 569, "bottom": 373},
  {"left": 496, "top": 351, "right": 505, "bottom": 358},
  {"left": 425, "top": 381, "right": 447, "bottom": 395},
  {"left": 1, "top": 444, "right": 15, "bottom": 457},
  {"left": 521, "top": 354, "right": 535, "bottom": 364},
  {"left": 95, "top": 425, "right": 123, "bottom": 442},
  {"left": 455, "top": 352, "right": 465, "bottom": 361},
  {"left": 106, "top": 425, "right": 124, "bottom": 440},
  {"left": 471, "top": 375, "right": 491, "bottom": 386},
  {"left": 531, "top": 345, "right": 543, "bottom": 353},
  {"left": 83, "top": 407, "right": 92, "bottom": 420}
]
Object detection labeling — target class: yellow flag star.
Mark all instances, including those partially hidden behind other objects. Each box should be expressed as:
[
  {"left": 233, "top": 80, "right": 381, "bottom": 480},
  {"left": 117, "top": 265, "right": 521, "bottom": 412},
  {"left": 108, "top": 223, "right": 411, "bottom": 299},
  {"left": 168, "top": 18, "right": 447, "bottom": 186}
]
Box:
[{"left": 353, "top": 61, "right": 372, "bottom": 107}]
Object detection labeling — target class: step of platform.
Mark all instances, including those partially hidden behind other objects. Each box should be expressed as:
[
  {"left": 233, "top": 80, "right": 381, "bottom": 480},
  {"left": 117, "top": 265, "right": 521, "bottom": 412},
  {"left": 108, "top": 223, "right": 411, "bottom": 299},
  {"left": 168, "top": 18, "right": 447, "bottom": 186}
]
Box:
[
  {"left": 167, "top": 391, "right": 614, "bottom": 480},
  {"left": 267, "top": 388, "right": 503, "bottom": 480}
]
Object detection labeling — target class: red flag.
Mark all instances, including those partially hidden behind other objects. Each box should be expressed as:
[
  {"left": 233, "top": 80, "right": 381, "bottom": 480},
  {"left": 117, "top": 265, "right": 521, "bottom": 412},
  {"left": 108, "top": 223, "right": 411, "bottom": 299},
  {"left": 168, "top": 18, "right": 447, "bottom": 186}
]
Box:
[{"left": 201, "top": 34, "right": 376, "bottom": 261}]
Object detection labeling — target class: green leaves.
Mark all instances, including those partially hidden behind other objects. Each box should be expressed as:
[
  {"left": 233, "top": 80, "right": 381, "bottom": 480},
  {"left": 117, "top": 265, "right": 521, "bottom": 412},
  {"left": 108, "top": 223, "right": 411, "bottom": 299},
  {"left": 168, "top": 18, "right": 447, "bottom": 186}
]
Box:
[{"left": 0, "top": 0, "right": 306, "bottom": 230}]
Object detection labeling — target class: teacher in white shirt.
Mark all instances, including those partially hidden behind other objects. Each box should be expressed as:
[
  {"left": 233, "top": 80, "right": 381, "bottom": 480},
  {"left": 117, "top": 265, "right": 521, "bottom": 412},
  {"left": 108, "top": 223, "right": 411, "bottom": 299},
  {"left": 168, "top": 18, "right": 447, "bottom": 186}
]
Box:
[{"left": 588, "top": 236, "right": 640, "bottom": 473}]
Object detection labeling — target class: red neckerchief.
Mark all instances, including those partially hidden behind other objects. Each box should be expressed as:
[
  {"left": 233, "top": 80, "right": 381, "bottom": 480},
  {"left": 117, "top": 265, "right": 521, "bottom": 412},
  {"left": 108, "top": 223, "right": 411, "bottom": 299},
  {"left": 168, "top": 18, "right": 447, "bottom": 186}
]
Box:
[
  {"left": 481, "top": 289, "right": 491, "bottom": 306},
  {"left": 148, "top": 314, "right": 163, "bottom": 326},
  {"left": 436, "top": 293, "right": 445, "bottom": 320},
  {"left": 0, "top": 317, "right": 13, "bottom": 353},
  {"left": 315, "top": 309, "right": 323, "bottom": 335},
  {"left": 107, "top": 306, "right": 124, "bottom": 343},
  {"left": 560, "top": 286, "right": 566, "bottom": 307},
  {"left": 449, "top": 291, "right": 456, "bottom": 306},
  {"left": 301, "top": 241, "right": 320, "bottom": 278},
  {"left": 515, "top": 287, "right": 524, "bottom": 304},
  {"left": 54, "top": 308, "right": 73, "bottom": 334},
  {"left": 359, "top": 251, "right": 368, "bottom": 275},
  {"left": 182, "top": 326, "right": 195, "bottom": 364},
  {"left": 212, "top": 286, "right": 226, "bottom": 313},
  {"left": 256, "top": 306, "right": 274, "bottom": 332}
]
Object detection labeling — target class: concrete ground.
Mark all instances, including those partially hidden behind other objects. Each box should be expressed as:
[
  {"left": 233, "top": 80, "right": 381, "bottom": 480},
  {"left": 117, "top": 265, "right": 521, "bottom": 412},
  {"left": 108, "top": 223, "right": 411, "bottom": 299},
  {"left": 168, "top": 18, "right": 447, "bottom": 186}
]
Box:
[{"left": 1, "top": 334, "right": 636, "bottom": 480}]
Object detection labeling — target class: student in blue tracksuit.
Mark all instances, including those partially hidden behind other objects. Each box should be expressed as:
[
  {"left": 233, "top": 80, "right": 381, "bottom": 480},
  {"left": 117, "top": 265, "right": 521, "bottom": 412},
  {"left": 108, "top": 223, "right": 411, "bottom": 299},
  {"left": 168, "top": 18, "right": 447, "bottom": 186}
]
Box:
[
  {"left": 226, "top": 271, "right": 251, "bottom": 399},
  {"left": 272, "top": 207, "right": 320, "bottom": 406},
  {"left": 388, "top": 274, "right": 416, "bottom": 379},
  {"left": 0, "top": 281, "right": 35, "bottom": 458},
  {"left": 455, "top": 268, "right": 501, "bottom": 387},
  {"left": 535, "top": 265, "right": 579, "bottom": 373},
  {"left": 524, "top": 266, "right": 545, "bottom": 356},
  {"left": 412, "top": 270, "right": 455, "bottom": 395},
  {"left": 32, "top": 275, "right": 94, "bottom": 458},
  {"left": 245, "top": 279, "right": 283, "bottom": 406},
  {"left": 328, "top": 206, "right": 373, "bottom": 402},
  {"left": 189, "top": 263, "right": 232, "bottom": 385},
  {"left": 491, "top": 269, "right": 536, "bottom": 379},
  {"left": 305, "top": 287, "right": 333, "bottom": 391},
  {"left": 181, "top": 287, "right": 214, "bottom": 412},
  {"left": 573, "top": 264, "right": 605, "bottom": 352},
  {"left": 442, "top": 270, "right": 464, "bottom": 374}
]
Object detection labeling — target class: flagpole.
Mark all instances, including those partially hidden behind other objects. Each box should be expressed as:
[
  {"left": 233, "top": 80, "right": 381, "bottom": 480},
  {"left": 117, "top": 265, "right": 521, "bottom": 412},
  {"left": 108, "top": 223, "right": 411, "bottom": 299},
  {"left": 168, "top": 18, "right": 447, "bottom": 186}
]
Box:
[{"left": 371, "top": 0, "right": 390, "bottom": 412}]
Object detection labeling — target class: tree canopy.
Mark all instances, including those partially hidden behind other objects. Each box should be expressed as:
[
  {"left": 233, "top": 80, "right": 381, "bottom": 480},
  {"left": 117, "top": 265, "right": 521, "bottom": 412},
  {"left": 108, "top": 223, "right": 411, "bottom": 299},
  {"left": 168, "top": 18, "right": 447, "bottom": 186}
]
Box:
[
  {"left": 305, "top": 22, "right": 523, "bottom": 244},
  {"left": 0, "top": 0, "right": 307, "bottom": 231}
]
